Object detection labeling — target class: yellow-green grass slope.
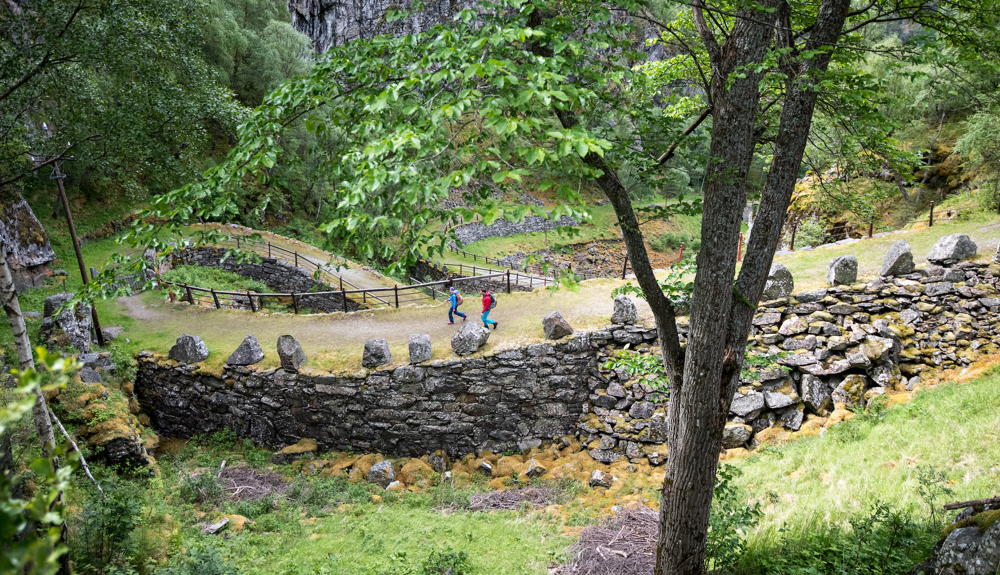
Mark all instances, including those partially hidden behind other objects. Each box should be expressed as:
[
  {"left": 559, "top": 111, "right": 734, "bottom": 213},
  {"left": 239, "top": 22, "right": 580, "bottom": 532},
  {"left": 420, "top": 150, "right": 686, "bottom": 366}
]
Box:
[{"left": 733, "top": 363, "right": 1000, "bottom": 544}]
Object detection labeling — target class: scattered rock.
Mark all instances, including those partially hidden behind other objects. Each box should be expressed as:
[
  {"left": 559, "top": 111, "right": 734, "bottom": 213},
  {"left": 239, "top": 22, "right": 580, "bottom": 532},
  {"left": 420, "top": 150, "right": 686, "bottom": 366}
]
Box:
[
  {"left": 827, "top": 255, "right": 858, "bottom": 286},
  {"left": 589, "top": 469, "right": 613, "bottom": 488},
  {"left": 451, "top": 323, "right": 490, "bottom": 356},
  {"left": 881, "top": 241, "right": 915, "bottom": 276},
  {"left": 271, "top": 438, "right": 318, "bottom": 464},
  {"left": 525, "top": 458, "right": 547, "bottom": 478},
  {"left": 363, "top": 338, "right": 392, "bottom": 368},
  {"left": 722, "top": 422, "right": 752, "bottom": 448},
  {"left": 78, "top": 367, "right": 102, "bottom": 384},
  {"left": 366, "top": 460, "right": 396, "bottom": 488},
  {"left": 276, "top": 335, "right": 307, "bottom": 371},
  {"left": 543, "top": 311, "right": 574, "bottom": 340},
  {"left": 168, "top": 334, "right": 210, "bottom": 363},
  {"left": 763, "top": 263, "right": 794, "bottom": 300},
  {"left": 201, "top": 517, "right": 229, "bottom": 535},
  {"left": 227, "top": 335, "right": 264, "bottom": 366},
  {"left": 408, "top": 334, "right": 432, "bottom": 364},
  {"left": 913, "top": 509, "right": 1000, "bottom": 575},
  {"left": 40, "top": 292, "right": 91, "bottom": 353},
  {"left": 611, "top": 295, "right": 638, "bottom": 325},
  {"left": 927, "top": 233, "right": 978, "bottom": 264}
]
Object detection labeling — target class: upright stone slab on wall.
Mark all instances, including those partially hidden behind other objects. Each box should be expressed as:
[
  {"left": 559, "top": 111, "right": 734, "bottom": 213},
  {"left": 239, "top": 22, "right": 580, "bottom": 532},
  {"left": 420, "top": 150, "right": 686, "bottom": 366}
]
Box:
[
  {"left": 763, "top": 263, "right": 794, "bottom": 300},
  {"left": 169, "top": 334, "right": 210, "bottom": 363},
  {"left": 363, "top": 339, "right": 392, "bottom": 367},
  {"left": 543, "top": 311, "right": 574, "bottom": 340},
  {"left": 277, "top": 335, "right": 307, "bottom": 371},
  {"left": 927, "top": 233, "right": 977, "bottom": 265},
  {"left": 408, "top": 334, "right": 432, "bottom": 363},
  {"left": 610, "top": 295, "right": 638, "bottom": 325},
  {"left": 881, "top": 240, "right": 915, "bottom": 276},
  {"left": 228, "top": 335, "right": 264, "bottom": 366},
  {"left": 827, "top": 256, "right": 858, "bottom": 286},
  {"left": 451, "top": 323, "right": 489, "bottom": 355}
]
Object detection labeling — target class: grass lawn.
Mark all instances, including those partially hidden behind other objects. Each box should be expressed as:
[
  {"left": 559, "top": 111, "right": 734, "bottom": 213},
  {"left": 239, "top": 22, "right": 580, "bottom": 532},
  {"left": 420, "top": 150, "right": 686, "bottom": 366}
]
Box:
[
  {"left": 734, "top": 362, "right": 1000, "bottom": 542},
  {"left": 218, "top": 506, "right": 569, "bottom": 575}
]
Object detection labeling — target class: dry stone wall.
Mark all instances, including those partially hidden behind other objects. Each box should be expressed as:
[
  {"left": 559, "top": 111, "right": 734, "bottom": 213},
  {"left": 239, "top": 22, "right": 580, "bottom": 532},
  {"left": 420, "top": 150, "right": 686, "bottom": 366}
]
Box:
[
  {"left": 171, "top": 246, "right": 362, "bottom": 312},
  {"left": 452, "top": 215, "right": 579, "bottom": 246},
  {"left": 135, "top": 259, "right": 1000, "bottom": 464}
]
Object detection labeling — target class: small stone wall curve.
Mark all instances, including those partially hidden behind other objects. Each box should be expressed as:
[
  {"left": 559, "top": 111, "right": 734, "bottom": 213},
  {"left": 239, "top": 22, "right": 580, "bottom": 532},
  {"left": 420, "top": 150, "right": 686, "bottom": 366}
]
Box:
[
  {"left": 134, "top": 260, "right": 1000, "bottom": 464},
  {"left": 171, "top": 246, "right": 363, "bottom": 313}
]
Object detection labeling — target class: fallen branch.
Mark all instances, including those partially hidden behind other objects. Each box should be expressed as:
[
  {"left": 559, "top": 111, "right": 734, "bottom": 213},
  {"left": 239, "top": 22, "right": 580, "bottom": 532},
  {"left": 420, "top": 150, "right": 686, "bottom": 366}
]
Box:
[
  {"left": 943, "top": 496, "right": 1000, "bottom": 511},
  {"left": 49, "top": 408, "right": 104, "bottom": 499}
]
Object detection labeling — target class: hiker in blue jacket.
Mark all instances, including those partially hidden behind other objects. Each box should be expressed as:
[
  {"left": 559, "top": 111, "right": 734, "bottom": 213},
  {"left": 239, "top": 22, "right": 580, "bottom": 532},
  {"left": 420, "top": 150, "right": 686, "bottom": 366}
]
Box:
[{"left": 448, "top": 287, "right": 467, "bottom": 324}]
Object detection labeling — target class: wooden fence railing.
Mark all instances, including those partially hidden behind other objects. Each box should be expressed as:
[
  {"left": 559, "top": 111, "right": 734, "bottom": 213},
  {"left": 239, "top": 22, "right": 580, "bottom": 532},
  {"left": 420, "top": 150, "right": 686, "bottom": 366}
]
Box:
[{"left": 154, "top": 270, "right": 536, "bottom": 314}]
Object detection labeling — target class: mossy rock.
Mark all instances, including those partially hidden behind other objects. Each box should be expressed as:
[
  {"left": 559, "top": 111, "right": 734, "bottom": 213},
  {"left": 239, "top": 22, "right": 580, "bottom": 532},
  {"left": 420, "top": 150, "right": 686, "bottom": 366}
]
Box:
[
  {"left": 270, "top": 438, "right": 319, "bottom": 464},
  {"left": 942, "top": 509, "right": 1000, "bottom": 539}
]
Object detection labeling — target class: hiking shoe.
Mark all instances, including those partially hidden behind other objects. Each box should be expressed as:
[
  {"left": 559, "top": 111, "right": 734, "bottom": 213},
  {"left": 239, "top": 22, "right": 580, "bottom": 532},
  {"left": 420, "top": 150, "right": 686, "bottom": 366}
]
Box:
[
  {"left": 492, "top": 322, "right": 498, "bottom": 330},
  {"left": 462, "top": 316, "right": 467, "bottom": 321},
  {"left": 447, "top": 322, "right": 454, "bottom": 325}
]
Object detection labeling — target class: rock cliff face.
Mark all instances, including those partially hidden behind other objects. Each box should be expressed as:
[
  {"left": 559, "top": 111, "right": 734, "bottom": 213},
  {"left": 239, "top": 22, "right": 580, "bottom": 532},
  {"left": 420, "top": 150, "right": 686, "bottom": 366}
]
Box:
[
  {"left": 287, "top": 0, "right": 469, "bottom": 53},
  {"left": 0, "top": 195, "right": 56, "bottom": 291}
]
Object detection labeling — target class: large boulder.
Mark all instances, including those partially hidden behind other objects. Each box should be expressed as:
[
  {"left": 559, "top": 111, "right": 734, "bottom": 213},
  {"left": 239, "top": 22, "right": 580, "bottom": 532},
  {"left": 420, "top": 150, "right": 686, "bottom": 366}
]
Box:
[
  {"left": 227, "top": 335, "right": 265, "bottom": 366},
  {"left": 610, "top": 295, "right": 638, "bottom": 325},
  {"left": 927, "top": 233, "right": 978, "bottom": 265},
  {"left": 451, "top": 323, "right": 489, "bottom": 356},
  {"left": 827, "top": 255, "right": 858, "bottom": 286},
  {"left": 880, "top": 240, "right": 915, "bottom": 276},
  {"left": 40, "top": 293, "right": 91, "bottom": 353},
  {"left": 168, "top": 334, "right": 210, "bottom": 363},
  {"left": 913, "top": 509, "right": 1000, "bottom": 575},
  {"left": 542, "top": 311, "right": 574, "bottom": 340},
  {"left": 276, "top": 335, "right": 307, "bottom": 371},
  {"left": 408, "top": 334, "right": 432, "bottom": 364},
  {"left": 362, "top": 339, "right": 392, "bottom": 368},
  {"left": 762, "top": 263, "right": 794, "bottom": 300}
]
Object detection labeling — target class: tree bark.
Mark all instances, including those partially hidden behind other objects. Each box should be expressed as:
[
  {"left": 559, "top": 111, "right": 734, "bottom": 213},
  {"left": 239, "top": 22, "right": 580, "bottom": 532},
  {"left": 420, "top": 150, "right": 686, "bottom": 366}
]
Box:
[{"left": 0, "top": 244, "right": 54, "bottom": 455}]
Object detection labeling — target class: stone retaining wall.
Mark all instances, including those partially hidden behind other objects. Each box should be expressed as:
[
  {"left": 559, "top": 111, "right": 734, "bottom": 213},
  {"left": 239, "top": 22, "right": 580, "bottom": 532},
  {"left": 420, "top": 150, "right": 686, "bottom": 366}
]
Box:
[
  {"left": 171, "top": 247, "right": 363, "bottom": 313},
  {"left": 135, "top": 260, "right": 1000, "bottom": 464},
  {"left": 452, "top": 215, "right": 578, "bottom": 246},
  {"left": 409, "top": 259, "right": 532, "bottom": 294}
]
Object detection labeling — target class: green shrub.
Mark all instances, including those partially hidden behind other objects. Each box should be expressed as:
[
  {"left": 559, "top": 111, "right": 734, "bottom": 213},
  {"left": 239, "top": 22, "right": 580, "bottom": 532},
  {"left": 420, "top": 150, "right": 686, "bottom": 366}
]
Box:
[
  {"left": 241, "top": 439, "right": 271, "bottom": 467},
  {"left": 792, "top": 216, "right": 827, "bottom": 248},
  {"left": 207, "top": 428, "right": 237, "bottom": 451},
  {"left": 651, "top": 232, "right": 701, "bottom": 253},
  {"left": 72, "top": 479, "right": 143, "bottom": 572},
  {"left": 161, "top": 265, "right": 269, "bottom": 293},
  {"left": 286, "top": 476, "right": 372, "bottom": 514},
  {"left": 421, "top": 548, "right": 470, "bottom": 575},
  {"left": 735, "top": 502, "right": 938, "bottom": 575},
  {"left": 706, "top": 465, "right": 761, "bottom": 572},
  {"left": 178, "top": 473, "right": 223, "bottom": 506},
  {"left": 153, "top": 543, "right": 236, "bottom": 575}
]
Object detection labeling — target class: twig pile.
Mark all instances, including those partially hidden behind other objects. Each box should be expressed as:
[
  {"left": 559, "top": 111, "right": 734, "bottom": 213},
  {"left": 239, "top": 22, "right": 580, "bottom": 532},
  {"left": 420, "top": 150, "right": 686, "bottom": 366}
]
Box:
[
  {"left": 219, "top": 465, "right": 287, "bottom": 502},
  {"left": 560, "top": 506, "right": 659, "bottom": 575},
  {"left": 468, "top": 487, "right": 563, "bottom": 511}
]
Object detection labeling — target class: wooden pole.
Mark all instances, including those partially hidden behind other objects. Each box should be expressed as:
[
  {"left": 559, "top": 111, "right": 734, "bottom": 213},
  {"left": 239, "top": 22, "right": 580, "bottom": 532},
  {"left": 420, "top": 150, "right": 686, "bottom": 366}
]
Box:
[
  {"left": 54, "top": 167, "right": 105, "bottom": 346},
  {"left": 789, "top": 222, "right": 797, "bottom": 251},
  {"left": 184, "top": 284, "right": 194, "bottom": 304},
  {"left": 394, "top": 285, "right": 399, "bottom": 308},
  {"left": 247, "top": 290, "right": 256, "bottom": 312},
  {"left": 211, "top": 289, "right": 220, "bottom": 309},
  {"left": 737, "top": 233, "right": 743, "bottom": 263},
  {"left": 621, "top": 254, "right": 628, "bottom": 280},
  {"left": 678, "top": 242, "right": 685, "bottom": 264},
  {"left": 929, "top": 201, "right": 935, "bottom": 227},
  {"left": 342, "top": 287, "right": 347, "bottom": 312},
  {"left": 506, "top": 270, "right": 511, "bottom": 294},
  {"left": 291, "top": 292, "right": 298, "bottom": 314},
  {"left": 868, "top": 219, "right": 874, "bottom": 238}
]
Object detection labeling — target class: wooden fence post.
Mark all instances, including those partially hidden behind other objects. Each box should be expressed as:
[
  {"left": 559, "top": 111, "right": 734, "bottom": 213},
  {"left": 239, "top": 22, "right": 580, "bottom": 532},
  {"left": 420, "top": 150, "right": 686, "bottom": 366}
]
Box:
[
  {"left": 506, "top": 270, "right": 511, "bottom": 294},
  {"left": 236, "top": 236, "right": 240, "bottom": 249},
  {"left": 247, "top": 291, "right": 257, "bottom": 312},
  {"left": 790, "top": 222, "right": 797, "bottom": 251},
  {"left": 342, "top": 287, "right": 347, "bottom": 312},
  {"left": 621, "top": 255, "right": 628, "bottom": 280},
  {"left": 291, "top": 292, "right": 298, "bottom": 314},
  {"left": 211, "top": 289, "right": 220, "bottom": 309},
  {"left": 268, "top": 243, "right": 272, "bottom": 258},
  {"left": 295, "top": 252, "right": 298, "bottom": 267},
  {"left": 394, "top": 285, "right": 399, "bottom": 308},
  {"left": 678, "top": 242, "right": 685, "bottom": 264},
  {"left": 185, "top": 284, "right": 193, "bottom": 304},
  {"left": 929, "top": 201, "right": 935, "bottom": 227}
]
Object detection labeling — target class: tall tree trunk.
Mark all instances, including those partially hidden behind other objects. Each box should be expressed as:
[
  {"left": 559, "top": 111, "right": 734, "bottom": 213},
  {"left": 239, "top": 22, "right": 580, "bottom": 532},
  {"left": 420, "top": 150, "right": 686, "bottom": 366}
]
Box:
[
  {"left": 0, "top": 244, "right": 70, "bottom": 575},
  {"left": 0, "top": 245, "right": 53, "bottom": 453}
]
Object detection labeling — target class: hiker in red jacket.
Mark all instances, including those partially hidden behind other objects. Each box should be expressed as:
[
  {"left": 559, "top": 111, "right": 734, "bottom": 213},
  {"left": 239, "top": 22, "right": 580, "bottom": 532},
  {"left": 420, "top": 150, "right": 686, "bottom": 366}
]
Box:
[{"left": 480, "top": 289, "right": 497, "bottom": 330}]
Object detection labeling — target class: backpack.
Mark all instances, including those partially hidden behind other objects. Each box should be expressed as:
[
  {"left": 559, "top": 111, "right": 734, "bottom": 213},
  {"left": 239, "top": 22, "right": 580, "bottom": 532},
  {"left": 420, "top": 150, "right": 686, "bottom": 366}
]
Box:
[
  {"left": 488, "top": 292, "right": 497, "bottom": 309},
  {"left": 455, "top": 292, "right": 464, "bottom": 306}
]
